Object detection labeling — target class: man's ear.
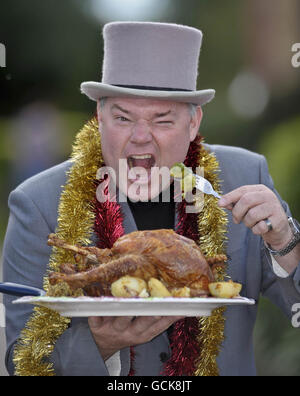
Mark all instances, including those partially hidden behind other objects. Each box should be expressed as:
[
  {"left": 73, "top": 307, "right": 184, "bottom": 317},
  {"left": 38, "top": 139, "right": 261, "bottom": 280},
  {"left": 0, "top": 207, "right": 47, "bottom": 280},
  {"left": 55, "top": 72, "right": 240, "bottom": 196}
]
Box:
[{"left": 189, "top": 106, "right": 203, "bottom": 142}]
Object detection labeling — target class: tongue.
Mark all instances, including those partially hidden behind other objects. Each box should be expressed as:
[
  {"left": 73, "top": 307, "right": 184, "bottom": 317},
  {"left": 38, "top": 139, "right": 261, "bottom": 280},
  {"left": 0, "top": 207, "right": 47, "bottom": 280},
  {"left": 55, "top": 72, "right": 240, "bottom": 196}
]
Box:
[{"left": 131, "top": 158, "right": 153, "bottom": 169}]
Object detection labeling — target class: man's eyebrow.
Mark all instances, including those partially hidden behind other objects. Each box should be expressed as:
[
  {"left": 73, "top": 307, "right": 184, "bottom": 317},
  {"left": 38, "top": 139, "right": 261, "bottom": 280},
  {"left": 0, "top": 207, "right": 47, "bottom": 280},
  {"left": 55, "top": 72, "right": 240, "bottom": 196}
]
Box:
[
  {"left": 111, "top": 104, "right": 131, "bottom": 114},
  {"left": 110, "top": 105, "right": 173, "bottom": 118},
  {"left": 153, "top": 110, "right": 173, "bottom": 118}
]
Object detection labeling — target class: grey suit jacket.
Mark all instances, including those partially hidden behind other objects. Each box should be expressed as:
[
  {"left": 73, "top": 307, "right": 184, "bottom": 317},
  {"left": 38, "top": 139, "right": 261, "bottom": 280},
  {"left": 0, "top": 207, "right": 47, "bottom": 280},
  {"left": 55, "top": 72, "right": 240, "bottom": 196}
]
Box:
[{"left": 3, "top": 144, "right": 300, "bottom": 376}]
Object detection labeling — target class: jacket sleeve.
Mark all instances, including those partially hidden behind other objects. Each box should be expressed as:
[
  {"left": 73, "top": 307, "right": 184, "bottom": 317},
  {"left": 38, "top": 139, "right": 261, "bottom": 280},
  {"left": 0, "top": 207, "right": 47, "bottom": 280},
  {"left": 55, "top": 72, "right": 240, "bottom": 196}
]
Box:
[
  {"left": 3, "top": 187, "right": 109, "bottom": 376},
  {"left": 259, "top": 155, "right": 300, "bottom": 317}
]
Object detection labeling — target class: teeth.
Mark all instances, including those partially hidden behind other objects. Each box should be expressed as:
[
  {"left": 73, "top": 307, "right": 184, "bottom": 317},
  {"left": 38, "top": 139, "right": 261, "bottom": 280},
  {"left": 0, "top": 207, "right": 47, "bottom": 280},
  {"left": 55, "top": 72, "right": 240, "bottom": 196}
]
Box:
[{"left": 130, "top": 155, "right": 153, "bottom": 160}]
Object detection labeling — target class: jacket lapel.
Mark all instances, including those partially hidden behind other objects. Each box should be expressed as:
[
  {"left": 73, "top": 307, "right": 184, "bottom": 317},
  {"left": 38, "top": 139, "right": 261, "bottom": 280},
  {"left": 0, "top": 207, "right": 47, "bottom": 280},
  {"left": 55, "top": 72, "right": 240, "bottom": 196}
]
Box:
[{"left": 119, "top": 200, "right": 138, "bottom": 234}]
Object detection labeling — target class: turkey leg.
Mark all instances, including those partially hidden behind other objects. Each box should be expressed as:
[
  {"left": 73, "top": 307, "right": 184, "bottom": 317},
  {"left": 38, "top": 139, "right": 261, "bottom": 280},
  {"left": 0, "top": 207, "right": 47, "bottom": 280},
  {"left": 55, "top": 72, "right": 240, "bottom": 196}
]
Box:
[{"left": 49, "top": 254, "right": 157, "bottom": 291}]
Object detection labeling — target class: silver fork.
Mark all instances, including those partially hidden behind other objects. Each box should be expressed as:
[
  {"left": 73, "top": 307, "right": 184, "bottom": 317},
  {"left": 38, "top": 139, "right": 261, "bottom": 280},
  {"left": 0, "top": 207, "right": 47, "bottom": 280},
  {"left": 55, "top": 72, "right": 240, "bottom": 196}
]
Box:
[
  {"left": 172, "top": 165, "right": 222, "bottom": 199},
  {"left": 193, "top": 173, "right": 221, "bottom": 199},
  {"left": 171, "top": 163, "right": 222, "bottom": 200},
  {"left": 190, "top": 171, "right": 235, "bottom": 209}
]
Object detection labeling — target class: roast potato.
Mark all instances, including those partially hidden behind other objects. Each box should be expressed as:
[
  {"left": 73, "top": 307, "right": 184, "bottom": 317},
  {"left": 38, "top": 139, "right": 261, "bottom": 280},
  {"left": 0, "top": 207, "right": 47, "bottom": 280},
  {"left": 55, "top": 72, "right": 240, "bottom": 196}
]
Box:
[
  {"left": 208, "top": 281, "right": 242, "bottom": 299},
  {"left": 111, "top": 276, "right": 148, "bottom": 298},
  {"left": 148, "top": 278, "right": 172, "bottom": 297},
  {"left": 171, "top": 286, "right": 191, "bottom": 298}
]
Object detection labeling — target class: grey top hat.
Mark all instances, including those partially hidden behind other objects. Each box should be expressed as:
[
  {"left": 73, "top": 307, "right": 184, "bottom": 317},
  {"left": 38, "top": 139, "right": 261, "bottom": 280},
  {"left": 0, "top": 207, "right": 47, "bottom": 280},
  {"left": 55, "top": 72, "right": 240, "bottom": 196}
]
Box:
[{"left": 81, "top": 22, "right": 215, "bottom": 106}]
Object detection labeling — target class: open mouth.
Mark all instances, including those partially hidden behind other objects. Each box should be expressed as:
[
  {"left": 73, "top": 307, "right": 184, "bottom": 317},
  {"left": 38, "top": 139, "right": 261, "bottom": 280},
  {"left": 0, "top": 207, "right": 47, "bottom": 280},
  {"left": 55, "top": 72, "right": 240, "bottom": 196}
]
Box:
[
  {"left": 127, "top": 154, "right": 156, "bottom": 170},
  {"left": 126, "top": 154, "right": 156, "bottom": 184}
]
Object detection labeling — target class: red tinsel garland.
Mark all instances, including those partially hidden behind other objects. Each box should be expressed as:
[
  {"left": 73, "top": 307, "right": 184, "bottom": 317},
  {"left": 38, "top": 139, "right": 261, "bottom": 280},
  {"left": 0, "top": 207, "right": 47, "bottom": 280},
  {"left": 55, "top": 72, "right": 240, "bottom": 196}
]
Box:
[
  {"left": 92, "top": 136, "right": 203, "bottom": 376},
  {"left": 162, "top": 136, "right": 202, "bottom": 375}
]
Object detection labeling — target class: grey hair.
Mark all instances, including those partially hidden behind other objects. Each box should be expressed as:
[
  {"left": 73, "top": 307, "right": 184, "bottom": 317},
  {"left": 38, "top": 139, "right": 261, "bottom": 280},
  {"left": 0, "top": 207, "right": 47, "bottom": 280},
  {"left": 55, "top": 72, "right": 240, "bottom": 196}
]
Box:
[
  {"left": 99, "top": 97, "right": 107, "bottom": 110},
  {"left": 188, "top": 103, "right": 198, "bottom": 119},
  {"left": 99, "top": 97, "right": 198, "bottom": 119}
]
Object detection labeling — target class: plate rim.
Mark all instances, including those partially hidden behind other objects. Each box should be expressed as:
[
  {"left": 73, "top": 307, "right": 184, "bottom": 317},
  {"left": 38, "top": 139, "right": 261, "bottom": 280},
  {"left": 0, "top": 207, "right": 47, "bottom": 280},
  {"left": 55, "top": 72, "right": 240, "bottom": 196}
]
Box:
[
  {"left": 13, "top": 295, "right": 256, "bottom": 305},
  {"left": 13, "top": 296, "right": 256, "bottom": 318}
]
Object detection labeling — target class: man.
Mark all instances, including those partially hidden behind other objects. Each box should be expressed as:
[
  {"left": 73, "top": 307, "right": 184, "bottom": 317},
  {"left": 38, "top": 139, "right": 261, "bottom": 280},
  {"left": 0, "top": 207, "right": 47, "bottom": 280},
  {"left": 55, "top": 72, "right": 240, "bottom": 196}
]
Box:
[{"left": 3, "top": 22, "right": 300, "bottom": 376}]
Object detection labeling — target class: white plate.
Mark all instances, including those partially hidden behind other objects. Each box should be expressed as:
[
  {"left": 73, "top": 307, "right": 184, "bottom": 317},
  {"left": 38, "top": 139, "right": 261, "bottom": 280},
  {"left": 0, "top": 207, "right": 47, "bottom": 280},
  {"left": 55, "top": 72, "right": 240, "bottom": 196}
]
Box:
[{"left": 13, "top": 296, "right": 256, "bottom": 317}]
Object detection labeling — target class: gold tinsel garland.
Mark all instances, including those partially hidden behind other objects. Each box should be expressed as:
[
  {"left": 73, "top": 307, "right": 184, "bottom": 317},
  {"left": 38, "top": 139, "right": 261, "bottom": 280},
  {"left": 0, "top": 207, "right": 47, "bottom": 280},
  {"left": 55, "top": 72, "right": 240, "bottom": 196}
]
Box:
[
  {"left": 13, "top": 118, "right": 102, "bottom": 376},
  {"left": 195, "top": 145, "right": 228, "bottom": 376},
  {"left": 13, "top": 118, "right": 228, "bottom": 376}
]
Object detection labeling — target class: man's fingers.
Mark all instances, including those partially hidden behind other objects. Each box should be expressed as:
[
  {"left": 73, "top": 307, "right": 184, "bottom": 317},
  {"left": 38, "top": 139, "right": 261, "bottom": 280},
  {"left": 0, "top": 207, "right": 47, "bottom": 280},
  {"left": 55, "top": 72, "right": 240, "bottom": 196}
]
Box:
[
  {"left": 88, "top": 316, "right": 134, "bottom": 332},
  {"left": 144, "top": 316, "right": 184, "bottom": 342},
  {"left": 234, "top": 201, "right": 272, "bottom": 226},
  {"left": 219, "top": 185, "right": 266, "bottom": 210},
  {"left": 112, "top": 316, "right": 135, "bottom": 332},
  {"left": 89, "top": 315, "right": 182, "bottom": 336},
  {"left": 129, "top": 316, "right": 183, "bottom": 340},
  {"left": 130, "top": 316, "right": 162, "bottom": 335},
  {"left": 88, "top": 316, "right": 106, "bottom": 329},
  {"left": 88, "top": 315, "right": 185, "bottom": 356},
  {"left": 218, "top": 186, "right": 248, "bottom": 209},
  {"left": 251, "top": 214, "right": 284, "bottom": 236},
  {"left": 217, "top": 185, "right": 291, "bottom": 247},
  {"left": 230, "top": 192, "right": 265, "bottom": 223},
  {"left": 251, "top": 220, "right": 271, "bottom": 236}
]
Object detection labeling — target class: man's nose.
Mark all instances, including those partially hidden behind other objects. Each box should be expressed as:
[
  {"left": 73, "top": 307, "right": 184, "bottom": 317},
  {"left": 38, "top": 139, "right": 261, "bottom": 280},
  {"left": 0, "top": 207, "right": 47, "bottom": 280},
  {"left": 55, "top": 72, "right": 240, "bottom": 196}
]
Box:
[{"left": 130, "top": 121, "right": 153, "bottom": 144}]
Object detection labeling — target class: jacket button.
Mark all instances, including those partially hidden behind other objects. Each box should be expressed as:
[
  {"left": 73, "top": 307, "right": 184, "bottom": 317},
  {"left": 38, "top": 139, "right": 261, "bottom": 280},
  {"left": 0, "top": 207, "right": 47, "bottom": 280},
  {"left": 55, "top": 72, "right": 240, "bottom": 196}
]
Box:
[{"left": 160, "top": 352, "right": 169, "bottom": 363}]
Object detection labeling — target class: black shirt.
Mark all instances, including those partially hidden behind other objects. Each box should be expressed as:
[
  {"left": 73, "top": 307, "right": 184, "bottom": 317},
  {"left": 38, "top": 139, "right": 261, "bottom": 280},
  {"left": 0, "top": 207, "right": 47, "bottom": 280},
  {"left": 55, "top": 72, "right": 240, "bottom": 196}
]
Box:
[{"left": 127, "top": 183, "right": 176, "bottom": 231}]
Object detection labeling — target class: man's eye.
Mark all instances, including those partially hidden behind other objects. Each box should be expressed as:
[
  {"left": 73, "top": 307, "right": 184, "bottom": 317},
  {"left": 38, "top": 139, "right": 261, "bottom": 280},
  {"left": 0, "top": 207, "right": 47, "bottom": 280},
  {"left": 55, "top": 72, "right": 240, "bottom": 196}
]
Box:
[
  {"left": 116, "top": 116, "right": 130, "bottom": 122},
  {"left": 157, "top": 121, "right": 173, "bottom": 125}
]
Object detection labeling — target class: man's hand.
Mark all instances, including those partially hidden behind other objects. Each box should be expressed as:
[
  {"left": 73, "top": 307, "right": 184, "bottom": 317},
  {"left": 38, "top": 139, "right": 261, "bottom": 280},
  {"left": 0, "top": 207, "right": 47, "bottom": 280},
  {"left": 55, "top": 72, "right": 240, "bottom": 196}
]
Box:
[
  {"left": 219, "top": 185, "right": 300, "bottom": 275},
  {"left": 218, "top": 185, "right": 292, "bottom": 250},
  {"left": 88, "top": 315, "right": 183, "bottom": 361}
]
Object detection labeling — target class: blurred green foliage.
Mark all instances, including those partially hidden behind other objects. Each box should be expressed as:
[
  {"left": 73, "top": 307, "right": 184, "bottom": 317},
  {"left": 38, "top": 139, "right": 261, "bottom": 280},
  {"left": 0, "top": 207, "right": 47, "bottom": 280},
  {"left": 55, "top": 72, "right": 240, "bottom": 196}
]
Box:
[
  {"left": 254, "top": 117, "right": 300, "bottom": 376},
  {"left": 260, "top": 116, "right": 300, "bottom": 220},
  {"left": 254, "top": 296, "right": 300, "bottom": 376},
  {"left": 0, "top": 0, "right": 100, "bottom": 115}
]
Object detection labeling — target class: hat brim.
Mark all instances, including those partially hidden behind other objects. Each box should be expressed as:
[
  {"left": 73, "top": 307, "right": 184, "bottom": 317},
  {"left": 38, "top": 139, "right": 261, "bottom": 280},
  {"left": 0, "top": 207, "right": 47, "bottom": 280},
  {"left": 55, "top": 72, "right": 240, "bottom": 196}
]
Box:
[{"left": 80, "top": 82, "right": 215, "bottom": 106}]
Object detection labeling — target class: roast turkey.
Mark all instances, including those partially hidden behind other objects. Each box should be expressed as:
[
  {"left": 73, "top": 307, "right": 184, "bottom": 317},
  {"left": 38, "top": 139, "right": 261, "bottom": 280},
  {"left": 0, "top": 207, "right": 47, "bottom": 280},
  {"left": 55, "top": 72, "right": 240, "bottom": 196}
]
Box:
[{"left": 48, "top": 229, "right": 227, "bottom": 297}]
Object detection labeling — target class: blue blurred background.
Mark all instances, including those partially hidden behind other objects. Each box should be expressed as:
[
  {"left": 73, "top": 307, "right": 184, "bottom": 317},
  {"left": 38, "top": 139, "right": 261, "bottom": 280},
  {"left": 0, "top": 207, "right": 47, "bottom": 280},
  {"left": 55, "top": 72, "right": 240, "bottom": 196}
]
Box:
[{"left": 0, "top": 0, "right": 300, "bottom": 376}]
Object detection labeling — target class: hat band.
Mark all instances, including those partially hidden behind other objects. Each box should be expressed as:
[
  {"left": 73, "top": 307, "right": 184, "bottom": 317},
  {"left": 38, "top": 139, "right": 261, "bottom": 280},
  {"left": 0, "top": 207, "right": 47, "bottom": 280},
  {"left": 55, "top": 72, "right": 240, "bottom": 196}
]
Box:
[{"left": 112, "top": 84, "right": 193, "bottom": 92}]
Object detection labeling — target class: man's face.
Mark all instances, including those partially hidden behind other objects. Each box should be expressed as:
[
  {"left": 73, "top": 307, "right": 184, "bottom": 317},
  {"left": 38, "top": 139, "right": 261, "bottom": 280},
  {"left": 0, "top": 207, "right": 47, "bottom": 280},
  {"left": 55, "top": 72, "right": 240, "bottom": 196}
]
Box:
[{"left": 97, "top": 97, "right": 203, "bottom": 200}]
